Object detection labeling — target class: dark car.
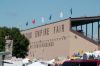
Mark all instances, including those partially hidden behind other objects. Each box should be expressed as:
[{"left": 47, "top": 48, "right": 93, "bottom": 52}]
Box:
[{"left": 62, "top": 60, "right": 100, "bottom": 66}]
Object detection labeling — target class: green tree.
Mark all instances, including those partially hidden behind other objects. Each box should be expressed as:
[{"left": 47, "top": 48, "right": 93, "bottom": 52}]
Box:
[
  {"left": 0, "top": 27, "right": 29, "bottom": 58},
  {"left": 0, "top": 27, "right": 6, "bottom": 51},
  {"left": 0, "top": 37, "right": 5, "bottom": 51},
  {"left": 11, "top": 27, "right": 29, "bottom": 58}
]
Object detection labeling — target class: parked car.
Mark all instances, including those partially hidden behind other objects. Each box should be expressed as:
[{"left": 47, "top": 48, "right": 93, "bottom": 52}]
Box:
[{"left": 62, "top": 60, "right": 100, "bottom": 66}]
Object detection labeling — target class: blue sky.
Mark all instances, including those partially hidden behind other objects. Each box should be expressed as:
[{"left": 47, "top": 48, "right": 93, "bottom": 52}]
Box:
[{"left": 0, "top": 0, "right": 100, "bottom": 30}]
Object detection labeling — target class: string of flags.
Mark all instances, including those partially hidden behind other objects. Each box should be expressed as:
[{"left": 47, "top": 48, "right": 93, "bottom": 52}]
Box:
[
  {"left": 26, "top": 19, "right": 35, "bottom": 26},
  {"left": 25, "top": 8, "right": 73, "bottom": 26}
]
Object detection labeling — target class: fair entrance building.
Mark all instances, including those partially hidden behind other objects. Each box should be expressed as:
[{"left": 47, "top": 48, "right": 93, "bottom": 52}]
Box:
[{"left": 21, "top": 16, "right": 100, "bottom": 60}]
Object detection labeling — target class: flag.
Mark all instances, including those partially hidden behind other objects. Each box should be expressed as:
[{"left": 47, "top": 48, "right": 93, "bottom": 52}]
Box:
[
  {"left": 49, "top": 15, "right": 52, "bottom": 20},
  {"left": 32, "top": 19, "right": 35, "bottom": 24},
  {"left": 26, "top": 21, "right": 28, "bottom": 26},
  {"left": 60, "top": 11, "right": 63, "bottom": 18},
  {"left": 41, "top": 17, "right": 44, "bottom": 23},
  {"left": 70, "top": 8, "right": 72, "bottom": 15}
]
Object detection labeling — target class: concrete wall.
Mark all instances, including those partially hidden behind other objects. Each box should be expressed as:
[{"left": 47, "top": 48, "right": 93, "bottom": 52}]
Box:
[{"left": 69, "top": 32, "right": 98, "bottom": 57}]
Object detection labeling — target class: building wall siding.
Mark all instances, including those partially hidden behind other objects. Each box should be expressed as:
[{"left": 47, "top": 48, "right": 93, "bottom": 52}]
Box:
[{"left": 69, "top": 32, "right": 98, "bottom": 57}]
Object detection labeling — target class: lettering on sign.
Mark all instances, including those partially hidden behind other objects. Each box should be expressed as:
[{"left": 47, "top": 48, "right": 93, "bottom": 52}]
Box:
[
  {"left": 30, "top": 36, "right": 67, "bottom": 48},
  {"left": 35, "top": 24, "right": 65, "bottom": 38}
]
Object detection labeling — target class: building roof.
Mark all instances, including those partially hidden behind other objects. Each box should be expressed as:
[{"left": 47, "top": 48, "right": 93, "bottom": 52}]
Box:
[{"left": 71, "top": 16, "right": 100, "bottom": 27}]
